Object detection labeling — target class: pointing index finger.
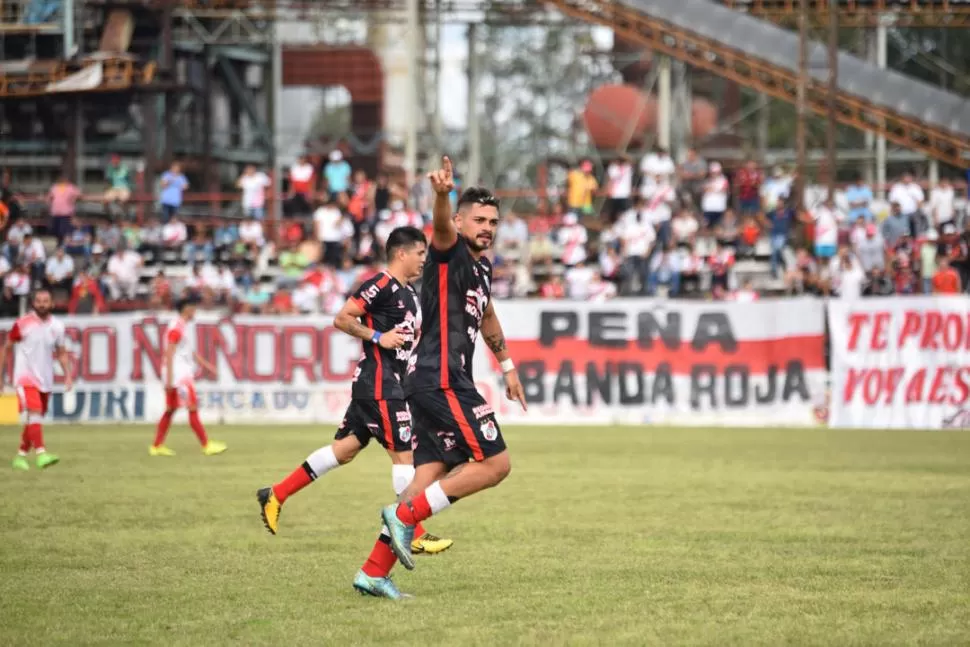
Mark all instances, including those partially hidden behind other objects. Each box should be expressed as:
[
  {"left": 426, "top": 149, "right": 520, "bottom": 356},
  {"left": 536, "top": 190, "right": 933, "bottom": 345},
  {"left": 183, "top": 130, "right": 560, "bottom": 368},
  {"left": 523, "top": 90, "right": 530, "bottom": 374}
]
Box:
[{"left": 442, "top": 156, "right": 452, "bottom": 175}]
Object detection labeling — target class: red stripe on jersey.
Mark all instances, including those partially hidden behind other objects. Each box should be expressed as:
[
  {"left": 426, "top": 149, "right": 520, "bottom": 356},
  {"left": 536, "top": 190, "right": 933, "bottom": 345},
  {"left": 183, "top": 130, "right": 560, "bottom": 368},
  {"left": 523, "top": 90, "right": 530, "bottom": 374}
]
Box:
[
  {"left": 376, "top": 272, "right": 391, "bottom": 290},
  {"left": 438, "top": 264, "right": 449, "bottom": 390},
  {"left": 444, "top": 389, "right": 484, "bottom": 461},
  {"left": 367, "top": 314, "right": 383, "bottom": 400},
  {"left": 378, "top": 400, "right": 394, "bottom": 450}
]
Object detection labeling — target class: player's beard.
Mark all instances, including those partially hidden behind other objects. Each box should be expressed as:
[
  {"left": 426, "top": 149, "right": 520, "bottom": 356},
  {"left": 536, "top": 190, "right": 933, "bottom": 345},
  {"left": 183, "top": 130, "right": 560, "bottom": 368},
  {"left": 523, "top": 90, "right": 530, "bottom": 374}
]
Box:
[
  {"left": 466, "top": 235, "right": 492, "bottom": 253},
  {"left": 33, "top": 305, "right": 51, "bottom": 318}
]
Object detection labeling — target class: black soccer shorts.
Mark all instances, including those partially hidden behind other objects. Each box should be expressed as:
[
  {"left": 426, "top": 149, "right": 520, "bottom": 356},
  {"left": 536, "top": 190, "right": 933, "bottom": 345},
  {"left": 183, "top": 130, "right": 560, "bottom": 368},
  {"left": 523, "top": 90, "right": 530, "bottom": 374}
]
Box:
[
  {"left": 407, "top": 388, "right": 507, "bottom": 469},
  {"left": 334, "top": 399, "right": 413, "bottom": 452}
]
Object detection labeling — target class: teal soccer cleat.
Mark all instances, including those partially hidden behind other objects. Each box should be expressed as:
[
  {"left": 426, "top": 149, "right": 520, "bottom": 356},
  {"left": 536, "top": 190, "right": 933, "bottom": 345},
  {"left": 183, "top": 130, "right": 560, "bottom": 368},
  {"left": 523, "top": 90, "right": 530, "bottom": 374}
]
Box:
[
  {"left": 381, "top": 504, "right": 416, "bottom": 571},
  {"left": 353, "top": 571, "right": 412, "bottom": 601}
]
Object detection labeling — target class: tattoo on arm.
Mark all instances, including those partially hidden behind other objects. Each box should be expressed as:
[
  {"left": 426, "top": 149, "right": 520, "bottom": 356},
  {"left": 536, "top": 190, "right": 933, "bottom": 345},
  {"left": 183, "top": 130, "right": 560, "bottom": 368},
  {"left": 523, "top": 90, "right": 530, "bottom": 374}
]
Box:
[
  {"left": 348, "top": 319, "right": 373, "bottom": 340},
  {"left": 484, "top": 332, "right": 507, "bottom": 354}
]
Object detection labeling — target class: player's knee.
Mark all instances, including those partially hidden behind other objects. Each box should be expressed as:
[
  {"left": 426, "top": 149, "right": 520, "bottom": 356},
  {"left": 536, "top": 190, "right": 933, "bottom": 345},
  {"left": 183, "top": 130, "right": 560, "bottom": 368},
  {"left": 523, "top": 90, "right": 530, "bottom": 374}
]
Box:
[
  {"left": 332, "top": 438, "right": 361, "bottom": 464},
  {"left": 486, "top": 452, "right": 511, "bottom": 485}
]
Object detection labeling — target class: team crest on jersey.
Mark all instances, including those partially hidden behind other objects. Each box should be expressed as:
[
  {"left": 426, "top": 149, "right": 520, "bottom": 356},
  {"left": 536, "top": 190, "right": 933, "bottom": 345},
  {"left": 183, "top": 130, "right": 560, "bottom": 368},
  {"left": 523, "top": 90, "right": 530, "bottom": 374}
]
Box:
[
  {"left": 480, "top": 419, "right": 498, "bottom": 442},
  {"left": 398, "top": 426, "right": 411, "bottom": 443}
]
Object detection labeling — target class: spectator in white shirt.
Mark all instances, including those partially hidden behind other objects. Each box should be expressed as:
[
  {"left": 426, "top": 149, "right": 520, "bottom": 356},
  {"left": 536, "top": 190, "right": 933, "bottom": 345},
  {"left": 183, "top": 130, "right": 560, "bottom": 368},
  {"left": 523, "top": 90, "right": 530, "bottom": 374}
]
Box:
[
  {"left": 239, "top": 217, "right": 265, "bottom": 251},
  {"left": 19, "top": 232, "right": 46, "bottom": 283},
  {"left": 929, "top": 177, "right": 956, "bottom": 233},
  {"left": 606, "top": 154, "right": 634, "bottom": 222},
  {"left": 644, "top": 176, "right": 677, "bottom": 232},
  {"left": 495, "top": 211, "right": 529, "bottom": 260},
  {"left": 3, "top": 262, "right": 31, "bottom": 304},
  {"left": 700, "top": 162, "right": 730, "bottom": 228},
  {"left": 639, "top": 146, "right": 676, "bottom": 191},
  {"left": 888, "top": 171, "right": 925, "bottom": 218},
  {"left": 587, "top": 269, "right": 617, "bottom": 302},
  {"left": 313, "top": 199, "right": 347, "bottom": 267},
  {"left": 812, "top": 199, "right": 843, "bottom": 260},
  {"left": 828, "top": 245, "right": 866, "bottom": 298},
  {"left": 564, "top": 261, "right": 596, "bottom": 299},
  {"left": 106, "top": 246, "right": 143, "bottom": 300},
  {"left": 237, "top": 165, "right": 271, "bottom": 220},
  {"left": 557, "top": 212, "right": 588, "bottom": 267},
  {"left": 161, "top": 217, "right": 187, "bottom": 248},
  {"left": 618, "top": 198, "right": 658, "bottom": 295},
  {"left": 671, "top": 209, "right": 699, "bottom": 246},
  {"left": 45, "top": 247, "right": 75, "bottom": 291}
]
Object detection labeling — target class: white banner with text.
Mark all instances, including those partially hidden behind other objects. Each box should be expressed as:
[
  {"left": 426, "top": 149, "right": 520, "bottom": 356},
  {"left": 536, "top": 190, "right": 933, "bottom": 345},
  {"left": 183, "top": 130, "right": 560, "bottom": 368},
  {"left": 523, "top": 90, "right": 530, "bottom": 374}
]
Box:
[
  {"left": 0, "top": 300, "right": 827, "bottom": 426},
  {"left": 828, "top": 296, "right": 970, "bottom": 429}
]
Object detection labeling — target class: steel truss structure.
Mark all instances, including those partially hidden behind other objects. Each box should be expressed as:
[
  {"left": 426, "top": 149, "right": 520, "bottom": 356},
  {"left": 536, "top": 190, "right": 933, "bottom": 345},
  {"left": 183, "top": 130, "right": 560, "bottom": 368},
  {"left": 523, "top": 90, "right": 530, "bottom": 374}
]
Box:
[{"left": 547, "top": 0, "right": 969, "bottom": 167}]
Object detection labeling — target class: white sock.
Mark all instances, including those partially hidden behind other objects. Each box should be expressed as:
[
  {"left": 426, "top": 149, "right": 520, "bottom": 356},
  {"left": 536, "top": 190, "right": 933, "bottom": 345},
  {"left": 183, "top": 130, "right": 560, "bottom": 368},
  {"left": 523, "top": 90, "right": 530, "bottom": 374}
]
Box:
[
  {"left": 305, "top": 445, "right": 339, "bottom": 479},
  {"left": 17, "top": 450, "right": 27, "bottom": 457},
  {"left": 391, "top": 464, "right": 415, "bottom": 497},
  {"left": 425, "top": 481, "right": 451, "bottom": 515}
]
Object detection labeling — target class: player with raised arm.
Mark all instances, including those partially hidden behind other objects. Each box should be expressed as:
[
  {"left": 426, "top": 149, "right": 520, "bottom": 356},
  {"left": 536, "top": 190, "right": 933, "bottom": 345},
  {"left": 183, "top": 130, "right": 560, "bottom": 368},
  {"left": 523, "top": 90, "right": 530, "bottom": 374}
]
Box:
[
  {"left": 354, "top": 156, "right": 527, "bottom": 600},
  {"left": 256, "top": 227, "right": 454, "bottom": 574},
  {"left": 1, "top": 289, "right": 72, "bottom": 470},
  {"left": 150, "top": 296, "right": 227, "bottom": 456}
]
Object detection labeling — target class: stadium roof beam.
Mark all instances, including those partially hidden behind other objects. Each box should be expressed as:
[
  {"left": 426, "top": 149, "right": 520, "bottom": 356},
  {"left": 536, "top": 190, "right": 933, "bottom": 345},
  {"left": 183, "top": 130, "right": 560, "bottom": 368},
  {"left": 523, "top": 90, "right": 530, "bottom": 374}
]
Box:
[
  {"left": 546, "top": 0, "right": 970, "bottom": 168},
  {"left": 722, "top": 0, "right": 970, "bottom": 28}
]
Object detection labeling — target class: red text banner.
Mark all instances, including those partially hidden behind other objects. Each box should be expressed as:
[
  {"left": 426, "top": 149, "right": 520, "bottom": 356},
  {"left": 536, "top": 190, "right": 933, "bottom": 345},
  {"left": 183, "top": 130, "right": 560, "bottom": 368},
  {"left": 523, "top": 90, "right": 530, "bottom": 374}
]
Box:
[
  {"left": 0, "top": 301, "right": 826, "bottom": 427},
  {"left": 828, "top": 297, "right": 970, "bottom": 429},
  {"left": 474, "top": 299, "right": 827, "bottom": 426}
]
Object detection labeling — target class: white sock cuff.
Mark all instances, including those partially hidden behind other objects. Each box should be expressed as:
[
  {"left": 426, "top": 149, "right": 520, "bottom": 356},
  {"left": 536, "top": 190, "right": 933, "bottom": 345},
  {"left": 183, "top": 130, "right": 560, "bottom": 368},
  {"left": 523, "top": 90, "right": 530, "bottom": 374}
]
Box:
[
  {"left": 425, "top": 481, "right": 451, "bottom": 515},
  {"left": 391, "top": 464, "right": 416, "bottom": 497},
  {"left": 305, "top": 445, "right": 339, "bottom": 478}
]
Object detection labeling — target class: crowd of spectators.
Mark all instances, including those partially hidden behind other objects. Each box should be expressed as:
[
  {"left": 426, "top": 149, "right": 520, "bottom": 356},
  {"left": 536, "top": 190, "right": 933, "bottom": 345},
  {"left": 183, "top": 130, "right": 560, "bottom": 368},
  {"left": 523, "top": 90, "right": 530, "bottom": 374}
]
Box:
[{"left": 1, "top": 145, "right": 969, "bottom": 316}]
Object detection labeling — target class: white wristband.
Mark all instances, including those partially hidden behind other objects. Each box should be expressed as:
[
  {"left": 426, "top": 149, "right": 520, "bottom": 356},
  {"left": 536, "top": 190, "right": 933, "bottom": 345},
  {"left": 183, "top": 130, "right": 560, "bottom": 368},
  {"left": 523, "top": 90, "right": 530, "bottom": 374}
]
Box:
[{"left": 500, "top": 358, "right": 515, "bottom": 373}]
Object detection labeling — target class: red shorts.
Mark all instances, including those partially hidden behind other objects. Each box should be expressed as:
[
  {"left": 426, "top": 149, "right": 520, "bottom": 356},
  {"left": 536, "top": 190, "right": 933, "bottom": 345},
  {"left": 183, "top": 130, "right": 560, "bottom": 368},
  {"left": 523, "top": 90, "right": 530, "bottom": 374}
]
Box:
[
  {"left": 166, "top": 380, "right": 198, "bottom": 410},
  {"left": 17, "top": 386, "right": 51, "bottom": 415}
]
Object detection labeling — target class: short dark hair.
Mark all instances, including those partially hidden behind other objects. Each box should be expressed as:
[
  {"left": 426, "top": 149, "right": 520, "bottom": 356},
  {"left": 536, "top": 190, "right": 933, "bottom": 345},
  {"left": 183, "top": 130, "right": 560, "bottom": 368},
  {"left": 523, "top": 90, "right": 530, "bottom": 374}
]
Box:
[
  {"left": 176, "top": 294, "right": 200, "bottom": 313},
  {"left": 385, "top": 226, "right": 427, "bottom": 259},
  {"left": 457, "top": 187, "right": 500, "bottom": 212}
]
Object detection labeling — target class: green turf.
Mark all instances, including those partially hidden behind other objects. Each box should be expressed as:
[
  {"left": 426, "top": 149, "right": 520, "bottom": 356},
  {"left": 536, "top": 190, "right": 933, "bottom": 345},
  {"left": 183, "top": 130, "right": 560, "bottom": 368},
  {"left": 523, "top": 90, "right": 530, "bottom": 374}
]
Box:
[{"left": 1, "top": 425, "right": 968, "bottom": 646}]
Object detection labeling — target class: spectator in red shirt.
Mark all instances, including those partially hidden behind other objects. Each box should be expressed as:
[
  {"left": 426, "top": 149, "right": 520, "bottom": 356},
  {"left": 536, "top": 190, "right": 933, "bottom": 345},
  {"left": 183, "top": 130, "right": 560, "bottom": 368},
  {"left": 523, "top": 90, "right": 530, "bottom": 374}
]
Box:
[
  {"left": 68, "top": 268, "right": 106, "bottom": 314},
  {"left": 734, "top": 159, "right": 763, "bottom": 217},
  {"left": 932, "top": 256, "right": 962, "bottom": 294},
  {"left": 540, "top": 275, "right": 565, "bottom": 299}
]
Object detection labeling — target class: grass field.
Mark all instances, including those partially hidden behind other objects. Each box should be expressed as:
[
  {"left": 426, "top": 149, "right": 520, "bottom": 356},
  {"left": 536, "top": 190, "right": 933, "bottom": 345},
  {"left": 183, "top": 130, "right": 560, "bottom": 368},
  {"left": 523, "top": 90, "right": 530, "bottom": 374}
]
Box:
[{"left": 1, "top": 424, "right": 969, "bottom": 646}]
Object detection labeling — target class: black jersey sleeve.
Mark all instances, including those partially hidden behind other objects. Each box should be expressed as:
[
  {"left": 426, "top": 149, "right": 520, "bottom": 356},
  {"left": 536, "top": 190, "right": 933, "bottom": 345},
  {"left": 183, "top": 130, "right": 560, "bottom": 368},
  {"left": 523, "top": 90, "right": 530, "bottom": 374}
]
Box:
[{"left": 349, "top": 273, "right": 393, "bottom": 313}]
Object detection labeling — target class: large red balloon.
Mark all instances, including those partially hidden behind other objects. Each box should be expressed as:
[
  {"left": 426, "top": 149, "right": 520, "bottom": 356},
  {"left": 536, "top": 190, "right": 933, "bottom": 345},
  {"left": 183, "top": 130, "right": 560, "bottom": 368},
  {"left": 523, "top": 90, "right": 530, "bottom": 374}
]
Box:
[
  {"left": 583, "top": 84, "right": 656, "bottom": 150},
  {"left": 583, "top": 84, "right": 719, "bottom": 149},
  {"left": 691, "top": 98, "right": 718, "bottom": 140}
]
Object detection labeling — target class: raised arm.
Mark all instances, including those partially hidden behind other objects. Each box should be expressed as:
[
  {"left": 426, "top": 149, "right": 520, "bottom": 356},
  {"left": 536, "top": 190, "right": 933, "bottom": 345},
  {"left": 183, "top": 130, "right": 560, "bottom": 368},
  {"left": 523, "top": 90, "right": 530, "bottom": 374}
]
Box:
[
  {"left": 429, "top": 156, "right": 458, "bottom": 251},
  {"left": 481, "top": 301, "right": 527, "bottom": 411},
  {"left": 334, "top": 298, "right": 405, "bottom": 349}
]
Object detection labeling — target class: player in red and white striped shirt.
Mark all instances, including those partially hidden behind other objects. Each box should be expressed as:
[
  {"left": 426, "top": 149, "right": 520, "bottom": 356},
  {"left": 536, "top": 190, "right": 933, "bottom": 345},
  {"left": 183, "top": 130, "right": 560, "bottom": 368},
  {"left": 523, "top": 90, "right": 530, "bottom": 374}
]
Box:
[
  {"left": 150, "top": 297, "right": 226, "bottom": 457},
  {"left": 0, "top": 289, "right": 73, "bottom": 471}
]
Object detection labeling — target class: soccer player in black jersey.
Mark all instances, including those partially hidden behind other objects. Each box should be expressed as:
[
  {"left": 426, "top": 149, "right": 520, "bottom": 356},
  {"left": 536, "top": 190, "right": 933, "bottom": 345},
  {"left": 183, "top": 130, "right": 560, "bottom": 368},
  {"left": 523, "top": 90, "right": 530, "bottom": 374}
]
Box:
[
  {"left": 256, "top": 227, "right": 453, "bottom": 558},
  {"left": 357, "top": 156, "right": 527, "bottom": 599}
]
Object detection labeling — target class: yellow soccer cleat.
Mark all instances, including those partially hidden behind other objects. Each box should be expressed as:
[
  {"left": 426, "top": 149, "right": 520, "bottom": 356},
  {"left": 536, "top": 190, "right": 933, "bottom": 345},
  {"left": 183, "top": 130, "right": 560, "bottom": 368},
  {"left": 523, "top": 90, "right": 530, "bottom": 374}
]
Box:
[
  {"left": 411, "top": 533, "right": 454, "bottom": 555},
  {"left": 149, "top": 445, "right": 176, "bottom": 457},
  {"left": 202, "top": 440, "right": 227, "bottom": 456},
  {"left": 256, "top": 487, "right": 282, "bottom": 535}
]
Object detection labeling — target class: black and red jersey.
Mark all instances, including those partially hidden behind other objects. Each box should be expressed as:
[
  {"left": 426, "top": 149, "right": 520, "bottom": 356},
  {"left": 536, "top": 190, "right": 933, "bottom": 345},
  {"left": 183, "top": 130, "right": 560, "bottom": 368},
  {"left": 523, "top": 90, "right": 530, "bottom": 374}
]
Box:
[
  {"left": 404, "top": 236, "right": 492, "bottom": 395},
  {"left": 349, "top": 270, "right": 421, "bottom": 401}
]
